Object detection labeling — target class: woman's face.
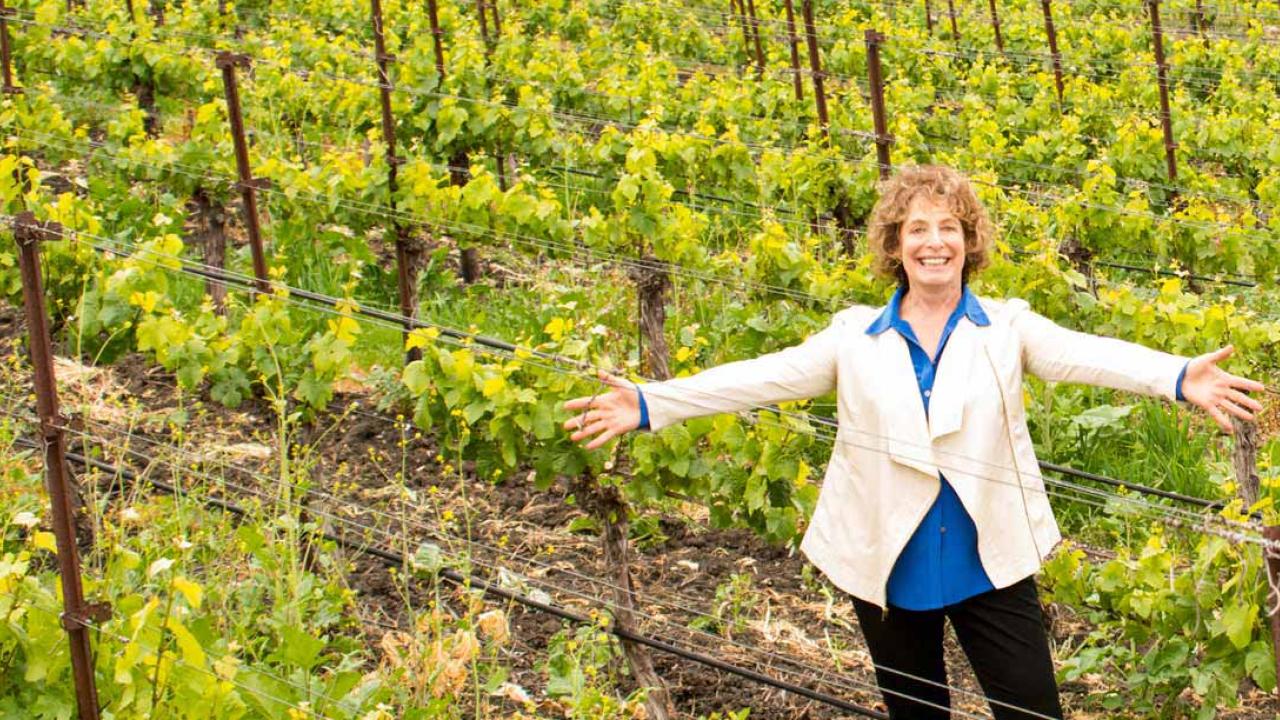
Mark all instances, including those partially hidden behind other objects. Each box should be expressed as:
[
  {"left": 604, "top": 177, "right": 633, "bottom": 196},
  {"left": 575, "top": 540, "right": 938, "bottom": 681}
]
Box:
[{"left": 896, "top": 194, "right": 967, "bottom": 293}]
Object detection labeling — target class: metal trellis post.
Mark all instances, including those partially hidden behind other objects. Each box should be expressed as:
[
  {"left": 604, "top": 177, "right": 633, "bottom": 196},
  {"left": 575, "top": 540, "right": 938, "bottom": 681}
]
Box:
[
  {"left": 216, "top": 52, "right": 270, "bottom": 294},
  {"left": 866, "top": 29, "right": 893, "bottom": 180},
  {"left": 745, "top": 0, "right": 766, "bottom": 79},
  {"left": 12, "top": 213, "right": 106, "bottom": 720},
  {"left": 1148, "top": 0, "right": 1178, "bottom": 185},
  {"left": 369, "top": 0, "right": 420, "bottom": 362},
  {"left": 1040, "top": 0, "right": 1065, "bottom": 105},
  {"left": 800, "top": 0, "right": 828, "bottom": 134},
  {"left": 426, "top": 0, "right": 446, "bottom": 79}
]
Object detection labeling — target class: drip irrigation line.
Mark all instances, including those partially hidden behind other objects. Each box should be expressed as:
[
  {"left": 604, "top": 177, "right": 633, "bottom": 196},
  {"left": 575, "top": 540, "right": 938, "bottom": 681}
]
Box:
[{"left": 32, "top": 219, "right": 1270, "bottom": 548}]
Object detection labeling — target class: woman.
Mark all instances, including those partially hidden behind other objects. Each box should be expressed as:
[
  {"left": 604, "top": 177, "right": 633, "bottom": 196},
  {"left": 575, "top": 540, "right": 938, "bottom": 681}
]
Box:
[{"left": 561, "top": 165, "right": 1265, "bottom": 719}]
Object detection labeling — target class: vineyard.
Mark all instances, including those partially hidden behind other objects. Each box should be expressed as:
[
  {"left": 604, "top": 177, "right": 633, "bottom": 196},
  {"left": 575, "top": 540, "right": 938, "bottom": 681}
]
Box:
[{"left": 2, "top": 0, "right": 1280, "bottom": 716}]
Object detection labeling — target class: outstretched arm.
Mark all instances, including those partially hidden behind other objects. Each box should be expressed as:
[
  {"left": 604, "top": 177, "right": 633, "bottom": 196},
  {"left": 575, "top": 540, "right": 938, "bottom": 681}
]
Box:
[
  {"left": 1012, "top": 301, "right": 1265, "bottom": 432},
  {"left": 562, "top": 310, "right": 850, "bottom": 448}
]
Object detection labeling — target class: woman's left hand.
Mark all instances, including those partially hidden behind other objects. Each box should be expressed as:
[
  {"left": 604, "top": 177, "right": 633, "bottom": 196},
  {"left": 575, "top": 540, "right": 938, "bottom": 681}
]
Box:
[{"left": 1181, "top": 345, "right": 1267, "bottom": 433}]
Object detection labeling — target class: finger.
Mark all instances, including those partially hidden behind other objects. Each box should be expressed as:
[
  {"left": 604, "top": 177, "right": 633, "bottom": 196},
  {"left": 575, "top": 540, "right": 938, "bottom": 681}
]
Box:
[
  {"left": 565, "top": 391, "right": 611, "bottom": 412},
  {"left": 570, "top": 419, "right": 610, "bottom": 443},
  {"left": 1219, "top": 398, "right": 1255, "bottom": 423},
  {"left": 1208, "top": 345, "right": 1235, "bottom": 363},
  {"left": 1208, "top": 405, "right": 1234, "bottom": 434},
  {"left": 1228, "top": 375, "right": 1268, "bottom": 394},
  {"left": 597, "top": 369, "right": 630, "bottom": 388},
  {"left": 563, "top": 396, "right": 593, "bottom": 411},
  {"left": 1225, "top": 388, "right": 1264, "bottom": 413},
  {"left": 585, "top": 426, "right": 620, "bottom": 450},
  {"left": 562, "top": 409, "right": 602, "bottom": 431}
]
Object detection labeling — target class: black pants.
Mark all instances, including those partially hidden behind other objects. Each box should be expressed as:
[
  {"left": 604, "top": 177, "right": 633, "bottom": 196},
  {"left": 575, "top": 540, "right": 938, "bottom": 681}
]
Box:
[{"left": 851, "top": 576, "right": 1064, "bottom": 720}]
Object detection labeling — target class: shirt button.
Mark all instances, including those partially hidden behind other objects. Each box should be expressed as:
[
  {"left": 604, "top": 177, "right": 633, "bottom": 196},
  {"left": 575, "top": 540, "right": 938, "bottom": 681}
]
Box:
[
  {"left": 940, "top": 526, "right": 947, "bottom": 533},
  {"left": 924, "top": 390, "right": 932, "bottom": 397}
]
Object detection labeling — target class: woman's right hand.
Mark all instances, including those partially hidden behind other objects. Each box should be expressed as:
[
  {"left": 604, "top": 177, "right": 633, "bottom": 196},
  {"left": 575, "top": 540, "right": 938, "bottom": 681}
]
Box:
[{"left": 562, "top": 370, "right": 642, "bottom": 450}]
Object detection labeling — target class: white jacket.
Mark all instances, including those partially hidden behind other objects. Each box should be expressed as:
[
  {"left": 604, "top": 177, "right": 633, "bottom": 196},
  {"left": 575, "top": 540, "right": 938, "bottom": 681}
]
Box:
[{"left": 640, "top": 295, "right": 1187, "bottom": 608}]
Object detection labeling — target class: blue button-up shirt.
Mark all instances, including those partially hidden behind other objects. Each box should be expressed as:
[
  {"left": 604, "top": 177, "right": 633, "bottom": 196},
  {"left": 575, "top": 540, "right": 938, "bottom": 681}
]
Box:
[{"left": 867, "top": 285, "right": 996, "bottom": 610}]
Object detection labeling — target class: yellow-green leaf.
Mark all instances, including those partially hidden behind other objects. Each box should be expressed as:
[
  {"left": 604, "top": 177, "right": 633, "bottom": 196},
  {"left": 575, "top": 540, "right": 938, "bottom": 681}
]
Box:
[
  {"left": 172, "top": 576, "right": 204, "bottom": 610},
  {"left": 482, "top": 375, "right": 506, "bottom": 398},
  {"left": 32, "top": 532, "right": 56, "bottom": 554},
  {"left": 166, "top": 618, "right": 206, "bottom": 668}
]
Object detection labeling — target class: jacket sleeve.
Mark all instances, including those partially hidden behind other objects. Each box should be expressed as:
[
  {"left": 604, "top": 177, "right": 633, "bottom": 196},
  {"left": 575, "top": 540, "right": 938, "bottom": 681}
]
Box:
[
  {"left": 1006, "top": 299, "right": 1187, "bottom": 401},
  {"left": 639, "top": 310, "right": 850, "bottom": 432}
]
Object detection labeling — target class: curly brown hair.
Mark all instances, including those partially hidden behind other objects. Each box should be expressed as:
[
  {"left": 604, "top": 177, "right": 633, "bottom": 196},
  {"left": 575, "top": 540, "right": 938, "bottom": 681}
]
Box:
[{"left": 866, "top": 165, "right": 994, "bottom": 287}]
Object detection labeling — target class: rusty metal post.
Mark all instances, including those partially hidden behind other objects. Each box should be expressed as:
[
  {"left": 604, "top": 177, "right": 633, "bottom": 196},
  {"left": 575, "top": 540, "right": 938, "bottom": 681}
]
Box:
[
  {"left": 1148, "top": 0, "right": 1178, "bottom": 184},
  {"left": 488, "top": 0, "right": 500, "bottom": 37},
  {"left": 1, "top": 0, "right": 19, "bottom": 95},
  {"left": 1192, "top": 0, "right": 1204, "bottom": 36},
  {"left": 924, "top": 0, "right": 934, "bottom": 35},
  {"left": 865, "top": 29, "right": 892, "bottom": 180},
  {"left": 946, "top": 0, "right": 959, "bottom": 40},
  {"left": 426, "top": 0, "right": 446, "bottom": 80},
  {"left": 12, "top": 213, "right": 104, "bottom": 720},
  {"left": 216, "top": 52, "right": 270, "bottom": 294},
  {"left": 369, "top": 0, "right": 420, "bottom": 363},
  {"left": 800, "top": 0, "right": 828, "bottom": 135},
  {"left": 783, "top": 0, "right": 803, "bottom": 101},
  {"left": 745, "top": 0, "right": 766, "bottom": 79},
  {"left": 1040, "top": 0, "right": 1065, "bottom": 105},
  {"left": 988, "top": 0, "right": 1004, "bottom": 53}
]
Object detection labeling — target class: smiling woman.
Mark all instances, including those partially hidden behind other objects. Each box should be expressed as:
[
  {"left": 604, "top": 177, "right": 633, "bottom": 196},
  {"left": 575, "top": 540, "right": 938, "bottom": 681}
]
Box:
[{"left": 561, "top": 164, "right": 1266, "bottom": 720}]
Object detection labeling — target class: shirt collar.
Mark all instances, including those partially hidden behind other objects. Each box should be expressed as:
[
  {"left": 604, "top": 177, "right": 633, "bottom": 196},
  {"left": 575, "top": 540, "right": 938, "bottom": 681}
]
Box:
[{"left": 865, "top": 284, "right": 990, "bottom": 336}]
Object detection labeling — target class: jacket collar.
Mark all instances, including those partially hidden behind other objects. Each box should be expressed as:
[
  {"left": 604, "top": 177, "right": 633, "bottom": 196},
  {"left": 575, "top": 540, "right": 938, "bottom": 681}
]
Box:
[{"left": 865, "top": 284, "right": 990, "bottom": 337}]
